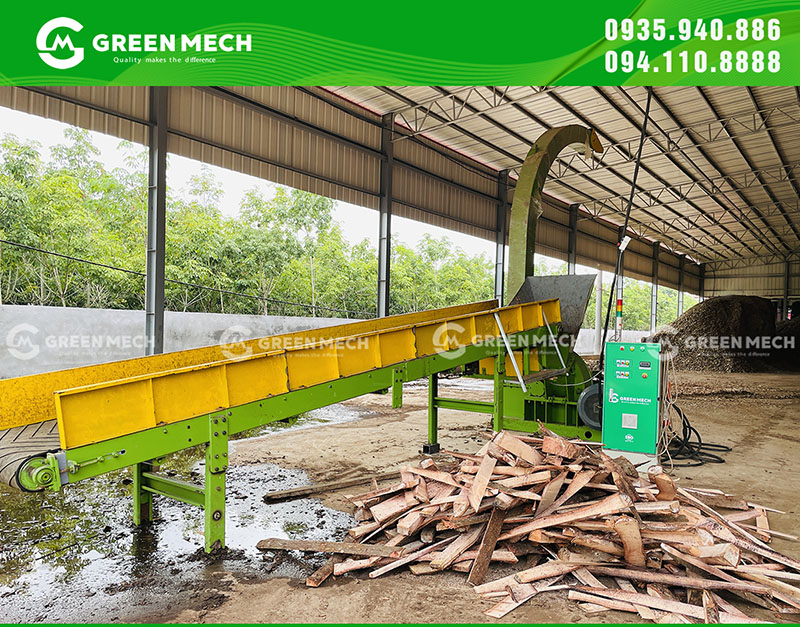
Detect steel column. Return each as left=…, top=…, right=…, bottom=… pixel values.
left=495, top=170, right=509, bottom=303
left=567, top=204, right=578, bottom=275
left=783, top=260, right=791, bottom=321
left=677, top=256, right=685, bottom=316
left=594, top=270, right=603, bottom=355
left=699, top=264, right=706, bottom=301
left=145, top=86, right=167, bottom=356
left=650, top=242, right=659, bottom=333
left=377, top=114, right=394, bottom=317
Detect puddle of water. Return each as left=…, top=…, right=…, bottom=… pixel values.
left=0, top=404, right=365, bottom=623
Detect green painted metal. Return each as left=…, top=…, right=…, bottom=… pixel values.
left=17, top=325, right=582, bottom=553
left=205, top=413, right=228, bottom=551
left=432, top=398, right=493, bottom=413
left=392, top=366, right=405, bottom=409
left=16, top=455, right=60, bottom=492
left=501, top=417, right=601, bottom=441
left=427, top=374, right=438, bottom=446
left=140, top=471, right=205, bottom=509
left=492, top=350, right=505, bottom=432
left=602, top=341, right=662, bottom=455
left=133, top=461, right=154, bottom=525
left=506, top=126, right=602, bottom=303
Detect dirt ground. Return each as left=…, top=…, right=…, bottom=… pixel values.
left=163, top=371, right=800, bottom=624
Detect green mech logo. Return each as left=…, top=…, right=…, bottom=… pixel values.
left=37, top=17, right=85, bottom=69
left=36, top=17, right=253, bottom=69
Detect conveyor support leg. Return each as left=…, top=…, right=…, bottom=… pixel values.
left=423, top=373, right=440, bottom=454
left=493, top=349, right=506, bottom=432
left=205, top=413, right=229, bottom=552
left=133, top=461, right=154, bottom=525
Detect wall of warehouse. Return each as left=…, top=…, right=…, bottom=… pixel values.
left=704, top=258, right=800, bottom=300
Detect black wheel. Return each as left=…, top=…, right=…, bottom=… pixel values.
left=577, top=383, right=602, bottom=430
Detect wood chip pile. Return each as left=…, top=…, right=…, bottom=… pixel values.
left=259, top=427, right=800, bottom=622
left=649, top=295, right=777, bottom=372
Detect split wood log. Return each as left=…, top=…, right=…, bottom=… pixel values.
left=369, top=536, right=454, bottom=578
left=541, top=435, right=580, bottom=459
left=647, top=467, right=677, bottom=502
left=513, top=560, right=583, bottom=583
left=582, top=566, right=771, bottom=594
left=263, top=469, right=400, bottom=502
left=679, top=542, right=740, bottom=567
left=370, top=492, right=418, bottom=523
left=467, top=508, right=507, bottom=586
left=536, top=469, right=595, bottom=519
left=406, top=466, right=460, bottom=487
left=574, top=587, right=766, bottom=623
left=614, top=516, right=647, bottom=567
left=498, top=493, right=633, bottom=541
left=484, top=574, right=562, bottom=619
left=755, top=509, right=771, bottom=543
left=494, top=431, right=544, bottom=466
left=468, top=455, right=496, bottom=513
left=616, top=577, right=660, bottom=621
left=703, top=590, right=721, bottom=624
left=256, top=538, right=402, bottom=558
left=305, top=555, right=342, bottom=587
left=569, top=532, right=625, bottom=557
left=535, top=470, right=568, bottom=515
left=430, top=523, right=485, bottom=571
left=699, top=519, right=800, bottom=572
left=567, top=589, right=638, bottom=613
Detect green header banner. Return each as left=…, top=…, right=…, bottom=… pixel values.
left=1, top=0, right=798, bottom=85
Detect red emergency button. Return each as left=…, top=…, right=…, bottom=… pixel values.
left=620, top=346, right=625, bottom=351
left=642, top=373, right=648, bottom=379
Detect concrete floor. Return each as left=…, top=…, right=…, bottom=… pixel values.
left=163, top=371, right=800, bottom=624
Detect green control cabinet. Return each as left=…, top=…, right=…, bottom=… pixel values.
left=602, top=342, right=662, bottom=459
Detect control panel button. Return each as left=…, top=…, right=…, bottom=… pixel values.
left=642, top=373, right=648, bottom=379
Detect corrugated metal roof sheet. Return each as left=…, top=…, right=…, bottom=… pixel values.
left=3, top=84, right=798, bottom=297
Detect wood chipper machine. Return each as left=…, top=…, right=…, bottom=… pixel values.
left=0, top=125, right=611, bottom=552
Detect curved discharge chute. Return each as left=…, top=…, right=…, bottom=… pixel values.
left=506, top=125, right=602, bottom=304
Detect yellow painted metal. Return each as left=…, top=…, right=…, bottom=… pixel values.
left=53, top=299, right=561, bottom=450
left=0, top=300, right=495, bottom=432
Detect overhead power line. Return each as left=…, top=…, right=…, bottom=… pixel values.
left=0, top=238, right=374, bottom=318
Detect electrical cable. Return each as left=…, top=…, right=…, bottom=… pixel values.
left=657, top=349, right=730, bottom=469
left=0, top=238, right=374, bottom=318
left=664, top=404, right=730, bottom=467
left=598, top=86, right=654, bottom=372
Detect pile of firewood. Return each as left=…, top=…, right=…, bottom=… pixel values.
left=258, top=427, right=800, bottom=622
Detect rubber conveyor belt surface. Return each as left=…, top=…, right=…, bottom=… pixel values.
left=0, top=420, right=59, bottom=490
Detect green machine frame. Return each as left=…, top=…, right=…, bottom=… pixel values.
left=19, top=333, right=536, bottom=552
left=430, top=124, right=605, bottom=444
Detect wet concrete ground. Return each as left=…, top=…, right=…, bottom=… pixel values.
left=0, top=406, right=366, bottom=623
